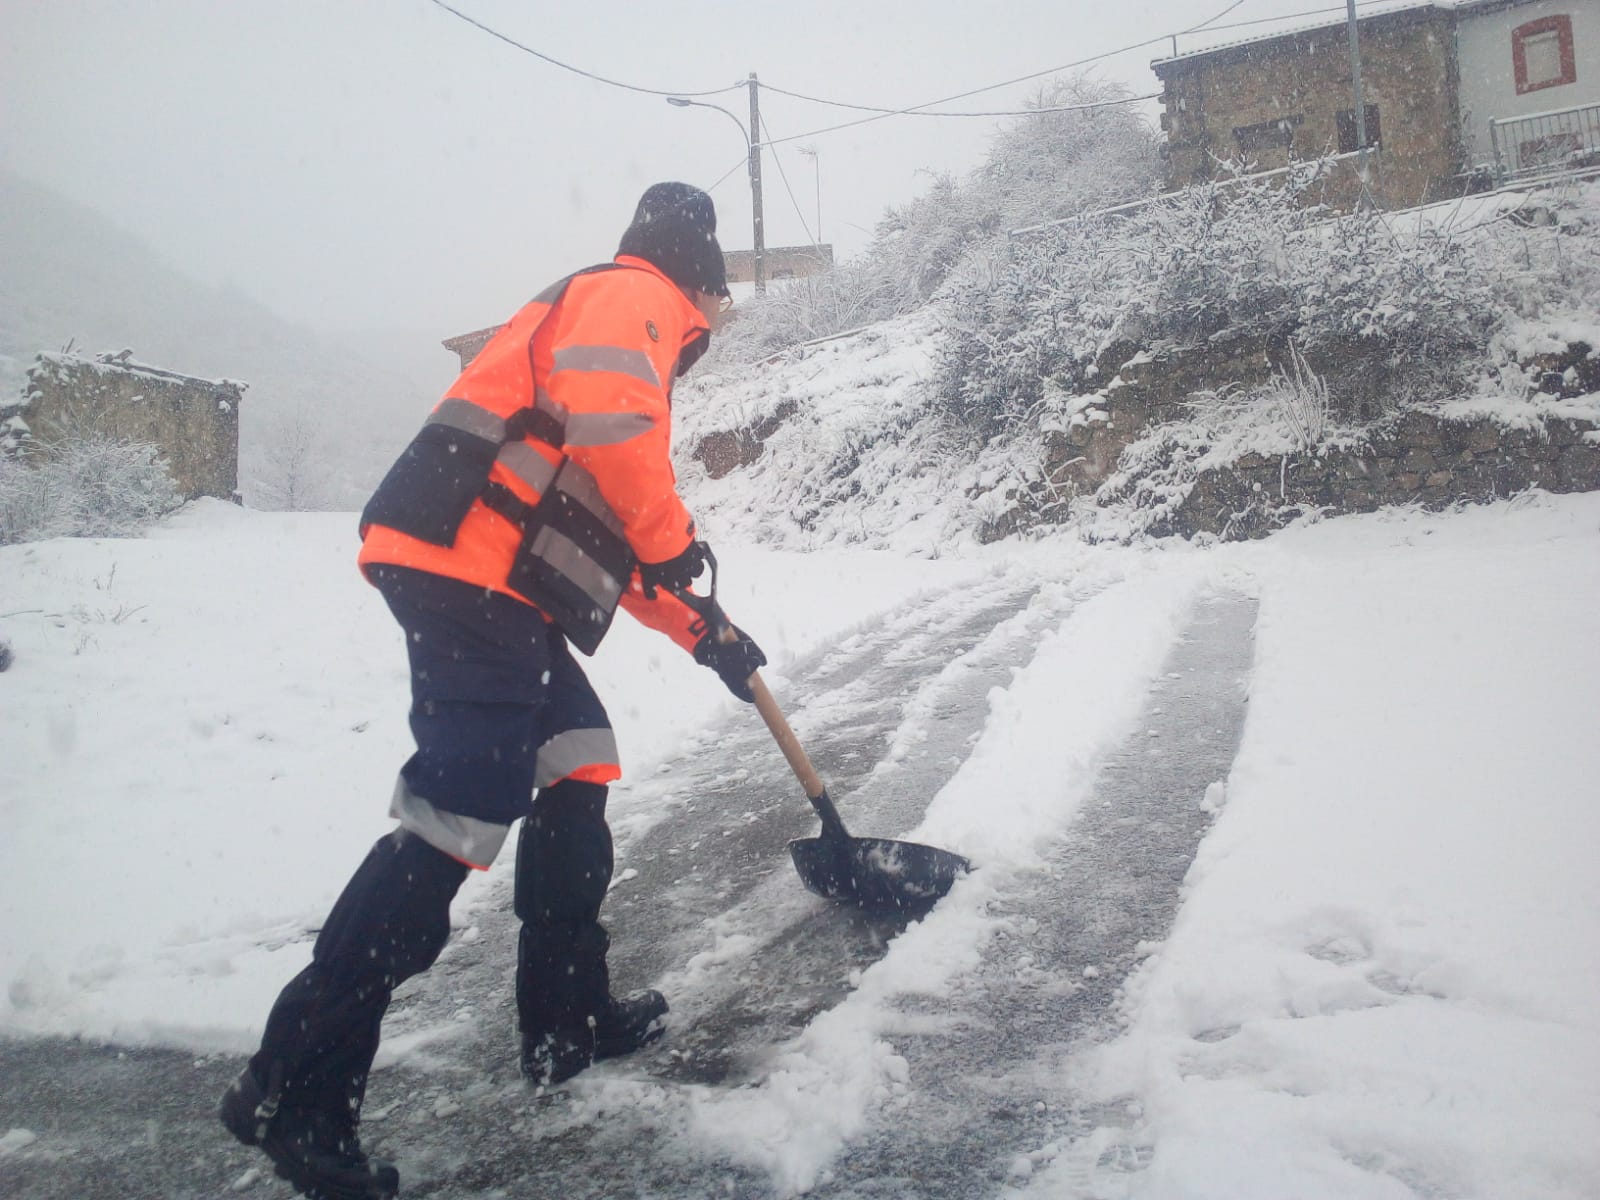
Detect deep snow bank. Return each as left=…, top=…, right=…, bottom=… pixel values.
left=1049, top=493, right=1600, bottom=1200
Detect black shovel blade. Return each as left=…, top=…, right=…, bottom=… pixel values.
left=789, top=834, right=970, bottom=910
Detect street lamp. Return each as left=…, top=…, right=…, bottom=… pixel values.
left=667, top=80, right=766, bottom=294
left=798, top=144, right=821, bottom=245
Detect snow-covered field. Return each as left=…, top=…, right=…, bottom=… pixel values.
left=2, top=490, right=1597, bottom=1197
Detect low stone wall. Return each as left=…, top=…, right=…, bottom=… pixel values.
left=4, top=351, right=244, bottom=501
left=1027, top=333, right=1600, bottom=541
left=1172, top=410, right=1600, bottom=539
left=1042, top=334, right=1281, bottom=497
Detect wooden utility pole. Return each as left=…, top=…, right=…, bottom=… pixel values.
left=748, top=73, right=766, bottom=295
left=1345, top=0, right=1372, bottom=204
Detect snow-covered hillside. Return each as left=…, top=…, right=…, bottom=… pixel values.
left=676, top=307, right=976, bottom=552
left=678, top=177, right=1600, bottom=552
left=0, top=168, right=439, bottom=508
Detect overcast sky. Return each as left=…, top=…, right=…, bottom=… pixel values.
left=3, top=0, right=1413, bottom=341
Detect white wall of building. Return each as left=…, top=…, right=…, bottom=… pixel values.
left=1455, top=0, right=1599, bottom=167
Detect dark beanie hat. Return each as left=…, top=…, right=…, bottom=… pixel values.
left=617, top=182, right=730, bottom=298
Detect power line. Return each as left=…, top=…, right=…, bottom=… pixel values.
left=707, top=155, right=747, bottom=193
left=758, top=43, right=1166, bottom=120
left=753, top=0, right=1423, bottom=145
left=426, top=0, right=1205, bottom=129
left=427, top=0, right=1407, bottom=154
left=755, top=0, right=1243, bottom=124
left=1180, top=0, right=1250, bottom=33
left=758, top=114, right=817, bottom=246
left=760, top=87, right=1162, bottom=149
left=749, top=0, right=1410, bottom=127
left=758, top=84, right=1162, bottom=124
left=425, top=0, right=739, bottom=98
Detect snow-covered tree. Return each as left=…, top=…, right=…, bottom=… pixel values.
left=250, top=399, right=336, bottom=511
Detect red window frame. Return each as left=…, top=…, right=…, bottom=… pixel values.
left=1513, top=15, right=1576, bottom=95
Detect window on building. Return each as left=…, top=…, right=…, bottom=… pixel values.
left=1513, top=15, right=1576, bottom=94
left=1337, top=104, right=1382, bottom=153
left=1233, top=115, right=1302, bottom=155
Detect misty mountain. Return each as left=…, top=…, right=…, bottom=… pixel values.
left=0, top=167, right=442, bottom=508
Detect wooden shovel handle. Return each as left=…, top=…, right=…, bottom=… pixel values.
left=711, top=624, right=825, bottom=801
left=747, top=670, right=825, bottom=801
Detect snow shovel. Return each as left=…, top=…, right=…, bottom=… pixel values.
left=748, top=671, right=970, bottom=909
left=672, top=551, right=970, bottom=910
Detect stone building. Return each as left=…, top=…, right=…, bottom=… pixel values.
left=442, top=325, right=503, bottom=374
left=722, top=243, right=834, bottom=286
left=3, top=350, right=243, bottom=501
left=1153, top=0, right=1596, bottom=208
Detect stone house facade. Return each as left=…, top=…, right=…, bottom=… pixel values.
left=3, top=351, right=243, bottom=501
left=1154, top=0, right=1595, bottom=208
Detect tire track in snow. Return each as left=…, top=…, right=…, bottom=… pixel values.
left=807, top=591, right=1258, bottom=1199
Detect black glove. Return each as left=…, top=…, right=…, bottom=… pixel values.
left=694, top=626, right=767, bottom=703
left=638, top=540, right=708, bottom=599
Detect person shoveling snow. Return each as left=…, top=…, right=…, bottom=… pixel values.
left=219, top=182, right=767, bottom=1200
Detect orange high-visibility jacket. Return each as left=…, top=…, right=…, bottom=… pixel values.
left=358, top=256, right=713, bottom=655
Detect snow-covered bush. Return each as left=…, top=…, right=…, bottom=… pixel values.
left=0, top=435, right=182, bottom=544
left=701, top=74, right=1160, bottom=371
left=983, top=78, right=1167, bottom=234
left=702, top=259, right=911, bottom=366
left=876, top=77, right=1162, bottom=308
left=249, top=399, right=339, bottom=512
left=1466, top=182, right=1600, bottom=398
left=1268, top=344, right=1331, bottom=453
left=934, top=166, right=1543, bottom=440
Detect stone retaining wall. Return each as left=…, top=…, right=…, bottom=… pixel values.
left=1172, top=411, right=1600, bottom=539
left=1025, top=333, right=1600, bottom=541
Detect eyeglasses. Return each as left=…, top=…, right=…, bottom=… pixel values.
left=718, top=293, right=734, bottom=314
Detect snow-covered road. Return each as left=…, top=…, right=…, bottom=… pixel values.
left=3, top=495, right=1597, bottom=1199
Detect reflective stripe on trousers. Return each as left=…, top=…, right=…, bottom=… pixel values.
left=389, top=719, right=619, bottom=869
left=390, top=774, right=512, bottom=870
left=534, top=727, right=621, bottom=789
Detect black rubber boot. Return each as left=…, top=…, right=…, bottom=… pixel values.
left=221, top=1060, right=399, bottom=1200
left=520, top=987, right=669, bottom=1086
left=514, top=781, right=668, bottom=1086
left=221, top=829, right=469, bottom=1198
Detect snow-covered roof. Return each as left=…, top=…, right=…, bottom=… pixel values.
left=1151, top=0, right=1465, bottom=71
left=29, top=349, right=242, bottom=391
left=441, top=324, right=503, bottom=352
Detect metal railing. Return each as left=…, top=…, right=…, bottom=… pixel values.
left=1490, top=101, right=1600, bottom=184
left=1008, top=149, right=1369, bottom=239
